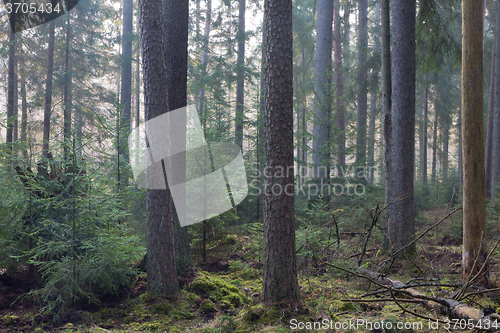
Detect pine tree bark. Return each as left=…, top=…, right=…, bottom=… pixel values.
left=262, top=0, right=298, bottom=302
left=139, top=0, right=179, bottom=296
left=462, top=0, right=488, bottom=285
left=162, top=0, right=192, bottom=277
left=120, top=0, right=133, bottom=170
left=385, top=0, right=416, bottom=253
left=42, top=22, right=55, bottom=158
left=197, top=0, right=212, bottom=118
left=235, top=0, right=245, bottom=149
left=20, top=55, right=27, bottom=160
left=356, top=0, right=368, bottom=166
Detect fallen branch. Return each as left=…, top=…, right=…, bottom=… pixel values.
left=327, top=263, right=500, bottom=330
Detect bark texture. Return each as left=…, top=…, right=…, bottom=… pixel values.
left=462, top=0, right=488, bottom=284
left=312, top=0, right=333, bottom=180
left=385, top=0, right=416, bottom=253
left=139, top=0, right=179, bottom=296
left=492, top=0, right=500, bottom=200
left=262, top=0, right=298, bottom=302
left=162, top=0, right=192, bottom=277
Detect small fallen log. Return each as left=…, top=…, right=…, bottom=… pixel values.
left=328, top=263, right=500, bottom=330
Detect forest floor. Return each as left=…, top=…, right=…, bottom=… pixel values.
left=2, top=208, right=500, bottom=332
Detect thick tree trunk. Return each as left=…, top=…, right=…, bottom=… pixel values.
left=334, top=0, right=345, bottom=167
left=385, top=0, right=416, bottom=253
left=162, top=0, right=192, bottom=277
left=462, top=0, right=488, bottom=285
left=312, top=0, right=333, bottom=181
left=356, top=0, right=368, bottom=166
left=139, top=0, right=179, bottom=296
left=262, top=0, right=298, bottom=302
left=235, top=0, right=245, bottom=149
left=42, top=22, right=55, bottom=158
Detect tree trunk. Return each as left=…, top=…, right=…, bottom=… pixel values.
left=432, top=107, right=438, bottom=182
left=382, top=0, right=391, bottom=241
left=20, top=55, right=27, bottom=160
left=235, top=0, right=245, bottom=149
left=334, top=0, right=345, bottom=167
left=42, top=22, right=55, bottom=158
left=139, top=0, right=179, bottom=296
left=356, top=0, right=368, bottom=166
left=442, top=120, right=449, bottom=179
left=385, top=0, right=416, bottom=253
left=197, top=0, right=212, bottom=118
left=486, top=36, right=496, bottom=197
left=6, top=30, right=16, bottom=149
left=492, top=0, right=500, bottom=201
left=422, top=73, right=429, bottom=183
left=63, top=19, right=72, bottom=162
left=312, top=0, right=333, bottom=181
left=462, top=0, right=488, bottom=285
left=262, top=0, right=298, bottom=302
left=162, top=0, right=192, bottom=277
left=368, top=92, right=377, bottom=184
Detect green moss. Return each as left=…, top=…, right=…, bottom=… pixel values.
left=190, top=271, right=247, bottom=308
left=200, top=299, right=216, bottom=313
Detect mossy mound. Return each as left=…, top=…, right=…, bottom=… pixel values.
left=190, top=271, right=247, bottom=308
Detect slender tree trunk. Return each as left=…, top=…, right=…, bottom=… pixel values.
left=13, top=56, right=18, bottom=144
left=197, top=0, right=212, bottom=118
left=382, top=0, right=391, bottom=241
left=20, top=55, right=27, bottom=160
left=368, top=92, right=377, bottom=184
left=262, top=0, right=298, bottom=302
left=120, top=0, right=133, bottom=170
left=235, top=0, right=245, bottom=149
left=422, top=73, right=429, bottom=183
left=63, top=19, right=73, bottom=161
left=139, top=0, right=179, bottom=296
left=486, top=38, right=496, bottom=196
left=431, top=108, right=438, bottom=182
left=356, top=0, right=368, bottom=166
left=6, top=30, right=16, bottom=149
left=42, top=22, right=55, bottom=158
left=385, top=0, right=416, bottom=253
left=492, top=0, right=500, bottom=200
left=312, top=0, right=333, bottom=181
left=334, top=0, right=345, bottom=167
left=458, top=88, right=463, bottom=189
left=442, top=120, right=449, bottom=179
left=462, top=0, right=488, bottom=285
left=162, top=0, right=192, bottom=276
